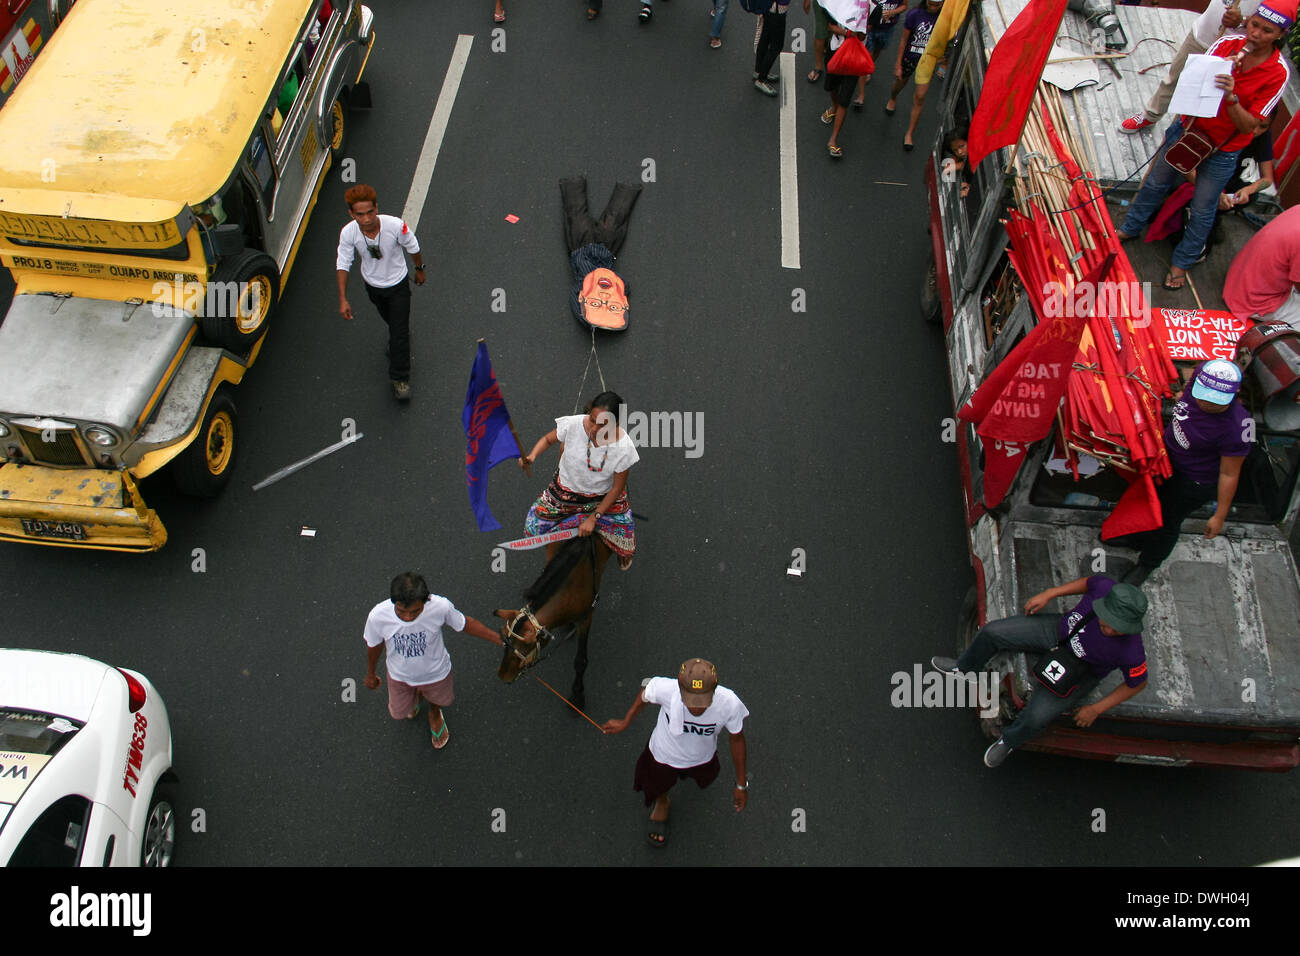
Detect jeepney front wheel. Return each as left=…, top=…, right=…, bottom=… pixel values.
left=173, top=388, right=238, bottom=498
left=201, top=250, right=280, bottom=353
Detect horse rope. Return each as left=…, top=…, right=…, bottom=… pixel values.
left=572, top=326, right=608, bottom=415
left=527, top=672, right=607, bottom=734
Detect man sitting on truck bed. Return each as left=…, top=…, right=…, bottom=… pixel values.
left=931, top=578, right=1149, bottom=768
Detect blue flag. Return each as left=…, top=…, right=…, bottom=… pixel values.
left=462, top=342, right=522, bottom=532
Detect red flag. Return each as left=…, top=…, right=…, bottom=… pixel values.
left=1273, top=108, right=1300, bottom=187
left=966, top=0, right=1070, bottom=170
left=961, top=253, right=1117, bottom=507
left=1101, top=473, right=1162, bottom=540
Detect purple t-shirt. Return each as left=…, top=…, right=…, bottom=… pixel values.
left=1059, top=577, right=1148, bottom=687
left=1165, top=390, right=1253, bottom=486
left=902, top=6, right=939, bottom=62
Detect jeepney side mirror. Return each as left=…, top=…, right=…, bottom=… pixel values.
left=213, top=224, right=244, bottom=258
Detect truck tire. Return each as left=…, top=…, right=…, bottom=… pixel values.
left=957, top=584, right=978, bottom=650
left=328, top=94, right=347, bottom=161
left=172, top=388, right=237, bottom=497
left=921, top=252, right=942, bottom=325
left=201, top=250, right=279, bottom=352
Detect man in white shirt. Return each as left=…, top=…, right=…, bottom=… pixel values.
left=336, top=184, right=425, bottom=401
left=1120, top=0, right=1261, bottom=133
left=363, top=572, right=503, bottom=749
left=602, top=659, right=749, bottom=847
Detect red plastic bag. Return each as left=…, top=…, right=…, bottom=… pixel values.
left=827, top=35, right=875, bottom=77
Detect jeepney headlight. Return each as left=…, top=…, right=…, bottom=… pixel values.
left=83, top=426, right=119, bottom=447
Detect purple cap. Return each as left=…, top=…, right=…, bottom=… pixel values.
left=1190, top=359, right=1243, bottom=405
left=1257, top=0, right=1297, bottom=31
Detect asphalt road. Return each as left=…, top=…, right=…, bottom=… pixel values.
left=1, top=0, right=1299, bottom=870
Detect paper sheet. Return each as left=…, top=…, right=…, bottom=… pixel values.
left=1169, top=54, right=1233, bottom=118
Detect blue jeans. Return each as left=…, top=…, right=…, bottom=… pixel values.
left=710, top=0, right=729, bottom=37
left=1120, top=120, right=1242, bottom=270
left=957, top=614, right=1102, bottom=749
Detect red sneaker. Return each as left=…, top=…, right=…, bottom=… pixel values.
left=1120, top=112, right=1155, bottom=133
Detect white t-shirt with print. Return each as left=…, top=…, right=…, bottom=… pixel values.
left=336, top=214, right=420, bottom=289
left=554, top=414, right=639, bottom=496
left=643, top=676, right=749, bottom=769
left=363, top=595, right=466, bottom=686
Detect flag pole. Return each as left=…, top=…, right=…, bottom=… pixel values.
left=479, top=337, right=532, bottom=477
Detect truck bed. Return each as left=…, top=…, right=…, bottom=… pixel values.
left=1007, top=520, right=1300, bottom=730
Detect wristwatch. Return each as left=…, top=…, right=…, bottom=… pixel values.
left=1227, top=93, right=1239, bottom=106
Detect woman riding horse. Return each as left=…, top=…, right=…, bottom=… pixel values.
left=519, top=390, right=638, bottom=570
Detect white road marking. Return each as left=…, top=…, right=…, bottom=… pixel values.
left=780, top=51, right=800, bottom=270
left=402, top=34, right=474, bottom=232
left=252, top=434, right=364, bottom=491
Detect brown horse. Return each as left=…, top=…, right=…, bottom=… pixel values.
left=494, top=534, right=612, bottom=712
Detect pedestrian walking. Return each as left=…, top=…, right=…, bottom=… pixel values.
left=885, top=0, right=943, bottom=151
left=821, top=11, right=868, bottom=157
left=856, top=0, right=907, bottom=107
left=601, top=659, right=749, bottom=847
left=753, top=1, right=792, bottom=96
left=336, top=184, right=424, bottom=401
left=709, top=0, right=729, bottom=47
left=363, top=572, right=503, bottom=750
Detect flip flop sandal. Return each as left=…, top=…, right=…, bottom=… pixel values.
left=430, top=719, right=450, bottom=749
left=821, top=107, right=836, bottom=124
left=828, top=144, right=844, bottom=159
left=647, top=817, right=669, bottom=847
left=853, top=99, right=864, bottom=111
left=1163, top=271, right=1187, bottom=291
left=807, top=69, right=823, bottom=83
left=884, top=103, right=896, bottom=116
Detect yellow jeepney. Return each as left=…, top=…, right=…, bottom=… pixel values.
left=0, top=0, right=375, bottom=551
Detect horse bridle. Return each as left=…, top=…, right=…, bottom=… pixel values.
left=502, top=605, right=561, bottom=665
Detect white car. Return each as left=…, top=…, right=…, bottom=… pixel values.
left=0, top=649, right=176, bottom=866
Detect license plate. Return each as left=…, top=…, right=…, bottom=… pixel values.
left=20, top=519, right=87, bottom=540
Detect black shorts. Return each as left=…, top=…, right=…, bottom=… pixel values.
left=824, top=68, right=858, bottom=108
left=632, top=746, right=721, bottom=806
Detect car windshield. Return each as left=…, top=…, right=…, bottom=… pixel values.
left=0, top=709, right=81, bottom=757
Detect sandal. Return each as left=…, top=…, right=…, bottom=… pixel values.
left=884, top=102, right=896, bottom=116
left=709, top=36, right=722, bottom=49
left=430, top=718, right=450, bottom=750
left=821, top=106, right=836, bottom=124
left=647, top=816, right=669, bottom=847
left=1162, top=270, right=1187, bottom=291
left=807, top=68, right=823, bottom=83
left=853, top=98, right=864, bottom=111
left=828, top=143, right=844, bottom=159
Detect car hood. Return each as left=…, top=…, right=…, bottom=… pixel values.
left=0, top=293, right=194, bottom=433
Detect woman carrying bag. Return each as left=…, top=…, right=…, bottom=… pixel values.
left=1116, top=3, right=1293, bottom=292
